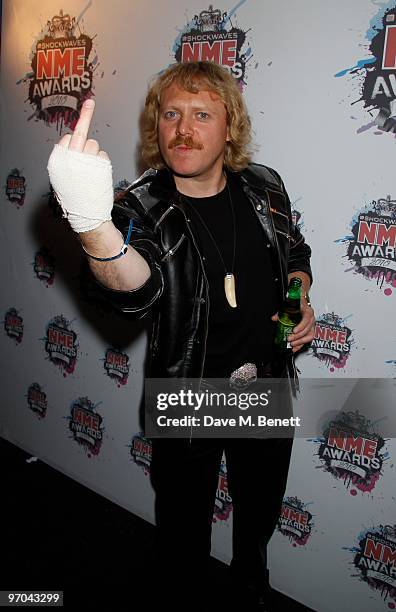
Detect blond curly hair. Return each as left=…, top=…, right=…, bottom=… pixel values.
left=141, top=61, right=252, bottom=172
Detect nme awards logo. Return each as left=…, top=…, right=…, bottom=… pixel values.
left=213, top=460, right=232, bottom=522
left=44, top=315, right=78, bottom=375
left=103, top=348, right=129, bottom=386
left=335, top=4, right=396, bottom=134
left=291, top=207, right=303, bottom=231
left=277, top=496, right=313, bottom=546
left=68, top=396, right=104, bottom=456
left=5, top=170, right=26, bottom=208
left=130, top=433, right=152, bottom=474
left=27, top=383, right=48, bottom=418
left=28, top=9, right=95, bottom=131
left=33, top=248, right=55, bottom=286
left=349, top=524, right=396, bottom=606
left=311, top=312, right=353, bottom=371
left=4, top=308, right=23, bottom=344
left=317, top=411, right=386, bottom=494
left=174, top=4, right=252, bottom=87
left=342, top=196, right=396, bottom=295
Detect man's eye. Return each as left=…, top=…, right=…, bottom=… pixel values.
left=164, top=111, right=177, bottom=119
left=197, top=112, right=209, bottom=120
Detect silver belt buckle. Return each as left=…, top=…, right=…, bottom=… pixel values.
left=229, top=363, right=257, bottom=389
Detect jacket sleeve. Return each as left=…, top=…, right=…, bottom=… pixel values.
left=288, top=217, right=313, bottom=285
left=87, top=192, right=164, bottom=318
left=272, top=169, right=313, bottom=285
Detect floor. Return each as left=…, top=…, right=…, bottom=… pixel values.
left=2, top=436, right=314, bottom=610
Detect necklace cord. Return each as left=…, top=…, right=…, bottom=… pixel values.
left=180, top=180, right=236, bottom=274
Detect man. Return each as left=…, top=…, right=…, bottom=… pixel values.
left=48, top=61, right=314, bottom=610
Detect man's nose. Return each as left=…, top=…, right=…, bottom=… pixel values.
left=176, top=115, right=193, bottom=136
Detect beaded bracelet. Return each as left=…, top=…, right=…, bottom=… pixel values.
left=82, top=219, right=134, bottom=262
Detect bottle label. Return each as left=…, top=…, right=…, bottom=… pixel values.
left=276, top=322, right=294, bottom=350
left=281, top=324, right=293, bottom=339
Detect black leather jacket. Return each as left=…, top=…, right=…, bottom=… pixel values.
left=95, top=163, right=312, bottom=380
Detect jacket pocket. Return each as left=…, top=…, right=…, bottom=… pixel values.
left=161, top=233, right=186, bottom=261
left=275, top=229, right=296, bottom=244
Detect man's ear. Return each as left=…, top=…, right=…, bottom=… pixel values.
left=226, top=124, right=231, bottom=142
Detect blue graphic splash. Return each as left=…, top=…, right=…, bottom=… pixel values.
left=335, top=200, right=378, bottom=245
left=334, top=57, right=376, bottom=78
left=76, top=0, right=93, bottom=26
left=16, top=72, right=34, bottom=85
left=225, top=0, right=249, bottom=25
left=367, top=0, right=395, bottom=40
left=342, top=545, right=360, bottom=554
left=335, top=1, right=395, bottom=78
left=334, top=235, right=354, bottom=243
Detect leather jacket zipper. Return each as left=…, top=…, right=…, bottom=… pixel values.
left=270, top=206, right=289, bottom=220
left=161, top=233, right=186, bottom=261
left=265, top=189, right=286, bottom=298
left=275, top=229, right=296, bottom=243
left=154, top=205, right=174, bottom=230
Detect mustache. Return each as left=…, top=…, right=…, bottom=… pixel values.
left=168, top=135, right=204, bottom=150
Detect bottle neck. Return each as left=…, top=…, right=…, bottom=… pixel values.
left=287, top=279, right=302, bottom=301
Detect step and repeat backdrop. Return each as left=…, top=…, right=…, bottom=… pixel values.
left=1, top=1, right=395, bottom=610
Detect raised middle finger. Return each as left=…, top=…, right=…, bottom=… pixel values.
left=68, top=99, right=95, bottom=152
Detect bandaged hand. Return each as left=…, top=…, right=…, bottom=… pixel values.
left=47, top=99, right=114, bottom=233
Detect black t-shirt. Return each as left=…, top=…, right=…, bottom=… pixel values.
left=182, top=175, right=278, bottom=378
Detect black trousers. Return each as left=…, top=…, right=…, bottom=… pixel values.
left=150, top=435, right=293, bottom=602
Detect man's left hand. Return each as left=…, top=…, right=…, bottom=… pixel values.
left=271, top=298, right=315, bottom=353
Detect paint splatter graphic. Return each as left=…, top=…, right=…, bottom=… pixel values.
left=345, top=524, right=396, bottom=606
left=335, top=2, right=396, bottom=135
left=315, top=410, right=388, bottom=494
left=130, top=433, right=152, bottom=475
left=33, top=248, right=55, bottom=286
left=44, top=314, right=78, bottom=376
left=311, top=312, right=353, bottom=371
left=103, top=348, right=129, bottom=386
left=291, top=203, right=304, bottom=231
left=22, top=7, right=97, bottom=133
left=339, top=196, right=396, bottom=295
left=173, top=2, right=253, bottom=89
left=27, top=383, right=48, bottom=418
left=4, top=308, right=24, bottom=344
left=68, top=396, right=104, bottom=456
left=277, top=496, right=313, bottom=546
left=5, top=169, right=26, bottom=208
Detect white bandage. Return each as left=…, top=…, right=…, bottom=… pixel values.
left=47, top=144, right=114, bottom=233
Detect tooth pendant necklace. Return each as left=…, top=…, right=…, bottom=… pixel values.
left=224, top=272, right=237, bottom=308
left=185, top=181, right=237, bottom=308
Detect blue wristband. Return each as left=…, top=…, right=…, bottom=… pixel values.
left=83, top=219, right=134, bottom=262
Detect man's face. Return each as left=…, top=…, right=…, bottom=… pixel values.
left=158, top=81, right=230, bottom=181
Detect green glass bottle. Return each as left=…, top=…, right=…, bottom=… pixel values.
left=274, top=277, right=302, bottom=351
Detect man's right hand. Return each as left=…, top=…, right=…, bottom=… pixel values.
left=48, top=99, right=152, bottom=291
left=47, top=99, right=115, bottom=233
